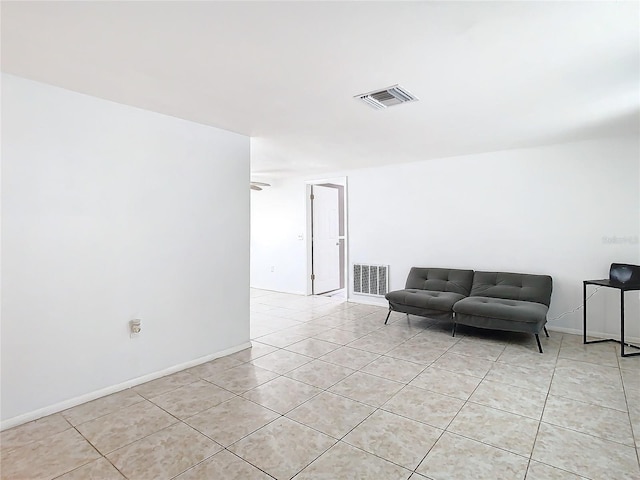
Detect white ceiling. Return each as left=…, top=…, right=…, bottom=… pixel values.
left=2, top=1, right=638, bottom=178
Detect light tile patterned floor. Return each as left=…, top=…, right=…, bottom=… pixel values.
left=2, top=288, right=639, bottom=479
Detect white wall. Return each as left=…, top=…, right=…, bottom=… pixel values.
left=251, top=180, right=308, bottom=294
left=251, top=137, right=640, bottom=339
left=1, top=74, right=250, bottom=424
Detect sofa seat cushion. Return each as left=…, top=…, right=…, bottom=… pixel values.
left=453, top=297, right=548, bottom=324
left=386, top=289, right=466, bottom=312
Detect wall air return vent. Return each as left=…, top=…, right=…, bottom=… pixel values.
left=355, top=85, right=418, bottom=110
left=353, top=264, right=389, bottom=297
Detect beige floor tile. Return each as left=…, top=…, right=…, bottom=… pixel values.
left=206, top=363, right=280, bottom=394
left=346, top=332, right=405, bottom=354
left=319, top=346, right=380, bottom=369
left=76, top=400, right=177, bottom=454
left=447, top=402, right=539, bottom=456
left=525, top=460, right=588, bottom=480
left=284, top=323, right=332, bottom=337
left=549, top=375, right=627, bottom=412
left=325, top=309, right=373, bottom=323
left=409, top=366, right=482, bottom=400
left=447, top=337, right=507, bottom=361
left=388, top=317, right=434, bottom=334
left=175, top=450, right=272, bottom=480
left=228, top=342, right=279, bottom=362
left=0, top=413, right=70, bottom=453
left=262, top=308, right=306, bottom=322
left=383, top=322, right=430, bottom=340
left=329, top=371, right=404, bottom=407
left=185, top=356, right=245, bottom=378
left=618, top=354, right=640, bottom=372
left=343, top=410, right=442, bottom=470
left=185, top=396, right=279, bottom=446
left=336, top=315, right=381, bottom=336
left=417, top=432, right=529, bottom=480
left=553, top=358, right=623, bottom=383
left=382, top=386, right=464, bottom=429
left=250, top=324, right=278, bottom=338
left=621, top=367, right=640, bottom=392
left=403, top=331, right=460, bottom=349
left=228, top=417, right=336, bottom=480
left=56, top=457, right=126, bottom=480
left=312, top=327, right=367, bottom=344
left=431, top=352, right=494, bottom=378
left=307, top=315, right=352, bottom=328
left=385, top=344, right=447, bottom=364
left=286, top=391, right=375, bottom=439
left=469, top=379, right=547, bottom=419
left=550, top=358, right=625, bottom=407
left=361, top=355, right=427, bottom=384
left=62, top=389, right=145, bottom=426
left=285, top=338, right=341, bottom=357
left=559, top=342, right=619, bottom=367
left=107, top=422, right=221, bottom=480
left=243, top=376, right=322, bottom=413
left=148, top=379, right=235, bottom=419
left=284, top=359, right=356, bottom=389
left=542, top=394, right=635, bottom=446
left=250, top=349, right=313, bottom=374
left=0, top=429, right=100, bottom=480
left=295, top=441, right=412, bottom=480
left=280, top=310, right=331, bottom=323
left=484, top=362, right=553, bottom=393
left=497, top=344, right=559, bottom=369
left=254, top=330, right=308, bottom=348
left=629, top=401, right=640, bottom=447
left=532, top=422, right=640, bottom=480
left=133, top=371, right=199, bottom=399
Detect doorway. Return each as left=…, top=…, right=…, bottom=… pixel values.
left=306, top=178, right=347, bottom=297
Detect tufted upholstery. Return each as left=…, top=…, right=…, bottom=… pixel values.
left=453, top=271, right=553, bottom=337
left=385, top=268, right=473, bottom=320
left=405, top=267, right=474, bottom=296
left=469, top=271, right=552, bottom=306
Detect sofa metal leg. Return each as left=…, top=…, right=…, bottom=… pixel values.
left=384, top=308, right=392, bottom=325
left=452, top=323, right=457, bottom=337
left=535, top=334, right=543, bottom=353
left=544, top=326, right=549, bottom=337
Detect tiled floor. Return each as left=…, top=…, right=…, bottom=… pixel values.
left=2, top=288, right=639, bottom=479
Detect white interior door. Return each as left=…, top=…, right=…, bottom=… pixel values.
left=312, top=185, right=341, bottom=294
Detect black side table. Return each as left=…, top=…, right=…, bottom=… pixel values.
left=583, top=279, right=640, bottom=357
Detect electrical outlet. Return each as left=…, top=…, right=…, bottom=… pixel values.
left=129, top=319, right=141, bottom=337
left=270, top=266, right=275, bottom=272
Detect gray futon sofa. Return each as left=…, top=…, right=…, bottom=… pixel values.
left=385, top=267, right=474, bottom=322
left=385, top=267, right=553, bottom=352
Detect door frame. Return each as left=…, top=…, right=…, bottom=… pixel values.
left=305, top=177, right=348, bottom=298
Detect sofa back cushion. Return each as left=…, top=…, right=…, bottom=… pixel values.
left=405, top=268, right=474, bottom=296
left=470, top=271, right=552, bottom=306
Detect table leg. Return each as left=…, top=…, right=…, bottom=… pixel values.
left=583, top=282, right=587, bottom=344
left=620, top=289, right=625, bottom=356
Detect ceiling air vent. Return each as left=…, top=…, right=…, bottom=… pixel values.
left=355, top=84, right=418, bottom=110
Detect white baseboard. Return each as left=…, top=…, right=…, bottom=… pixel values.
left=546, top=326, right=640, bottom=345
left=0, top=341, right=251, bottom=432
